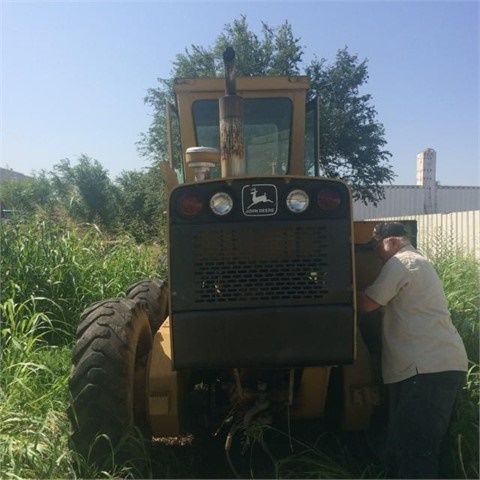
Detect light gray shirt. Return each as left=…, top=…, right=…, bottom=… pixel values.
left=365, top=245, right=468, bottom=384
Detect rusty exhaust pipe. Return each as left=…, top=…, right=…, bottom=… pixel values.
left=219, top=47, right=245, bottom=177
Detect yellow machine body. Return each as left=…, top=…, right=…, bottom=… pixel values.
left=147, top=54, right=416, bottom=438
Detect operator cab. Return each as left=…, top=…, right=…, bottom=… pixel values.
left=168, top=76, right=318, bottom=182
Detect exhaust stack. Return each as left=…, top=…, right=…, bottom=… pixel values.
left=219, top=47, right=245, bottom=177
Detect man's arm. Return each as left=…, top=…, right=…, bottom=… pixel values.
left=357, top=291, right=382, bottom=313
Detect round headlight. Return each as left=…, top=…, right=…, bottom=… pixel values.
left=286, top=189, right=309, bottom=213
left=210, top=192, right=233, bottom=216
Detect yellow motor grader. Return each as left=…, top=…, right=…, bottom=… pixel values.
left=68, top=48, right=416, bottom=472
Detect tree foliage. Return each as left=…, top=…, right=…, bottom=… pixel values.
left=173, top=16, right=304, bottom=77
left=50, top=155, right=118, bottom=227
left=307, top=49, right=394, bottom=203
left=115, top=166, right=166, bottom=243
left=139, top=15, right=394, bottom=204
left=0, top=172, right=55, bottom=215
left=0, top=156, right=166, bottom=244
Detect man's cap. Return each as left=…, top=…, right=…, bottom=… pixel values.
left=371, top=222, right=409, bottom=242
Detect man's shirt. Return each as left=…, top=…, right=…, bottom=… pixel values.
left=364, top=245, right=468, bottom=383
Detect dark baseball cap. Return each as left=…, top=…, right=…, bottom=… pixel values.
left=370, top=222, right=409, bottom=243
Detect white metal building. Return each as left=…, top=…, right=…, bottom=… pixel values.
left=353, top=148, right=480, bottom=220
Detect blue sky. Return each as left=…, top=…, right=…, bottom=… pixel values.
left=2, top=0, right=479, bottom=186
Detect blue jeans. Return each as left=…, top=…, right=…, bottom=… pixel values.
left=385, top=371, right=465, bottom=479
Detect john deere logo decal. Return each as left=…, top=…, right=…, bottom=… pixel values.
left=242, top=184, right=278, bottom=216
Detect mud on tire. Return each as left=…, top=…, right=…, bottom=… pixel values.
left=68, top=298, right=152, bottom=473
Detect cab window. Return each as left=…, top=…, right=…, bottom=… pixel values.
left=192, top=98, right=293, bottom=176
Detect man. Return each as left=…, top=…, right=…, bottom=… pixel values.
left=357, top=222, right=468, bottom=479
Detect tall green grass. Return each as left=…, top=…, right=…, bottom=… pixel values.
left=423, top=235, right=479, bottom=479
left=423, top=233, right=479, bottom=363
left=0, top=297, right=73, bottom=478
left=1, top=212, right=163, bottom=339
left=0, top=217, right=478, bottom=478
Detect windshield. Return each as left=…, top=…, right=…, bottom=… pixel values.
left=192, top=98, right=292, bottom=175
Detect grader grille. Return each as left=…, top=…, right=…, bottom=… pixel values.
left=170, top=221, right=352, bottom=311
left=192, top=225, right=329, bottom=305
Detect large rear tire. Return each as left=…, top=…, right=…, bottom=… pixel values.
left=68, top=298, right=152, bottom=474
left=126, top=278, right=169, bottom=332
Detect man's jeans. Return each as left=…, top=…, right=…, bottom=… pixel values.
left=385, top=371, right=465, bottom=479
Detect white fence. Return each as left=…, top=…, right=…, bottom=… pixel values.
left=368, top=210, right=480, bottom=260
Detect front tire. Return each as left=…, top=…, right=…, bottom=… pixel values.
left=68, top=298, right=152, bottom=473
left=126, top=278, right=169, bottom=332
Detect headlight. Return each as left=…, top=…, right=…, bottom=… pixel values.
left=286, top=189, right=309, bottom=213
left=210, top=192, right=233, bottom=216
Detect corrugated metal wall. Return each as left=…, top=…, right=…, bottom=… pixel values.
left=354, top=186, right=425, bottom=219
left=353, top=185, right=480, bottom=219
left=367, top=210, right=480, bottom=259
left=436, top=187, right=480, bottom=213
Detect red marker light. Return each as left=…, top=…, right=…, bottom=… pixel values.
left=179, top=194, right=203, bottom=216
left=317, top=188, right=342, bottom=211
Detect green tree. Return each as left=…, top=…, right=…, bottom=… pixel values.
left=0, top=158, right=169, bottom=243
left=0, top=172, right=55, bottom=216
left=172, top=16, right=303, bottom=78
left=307, top=49, right=394, bottom=203
left=50, top=155, right=119, bottom=228
left=137, top=79, right=173, bottom=165
left=115, top=166, right=167, bottom=243
left=139, top=15, right=393, bottom=204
